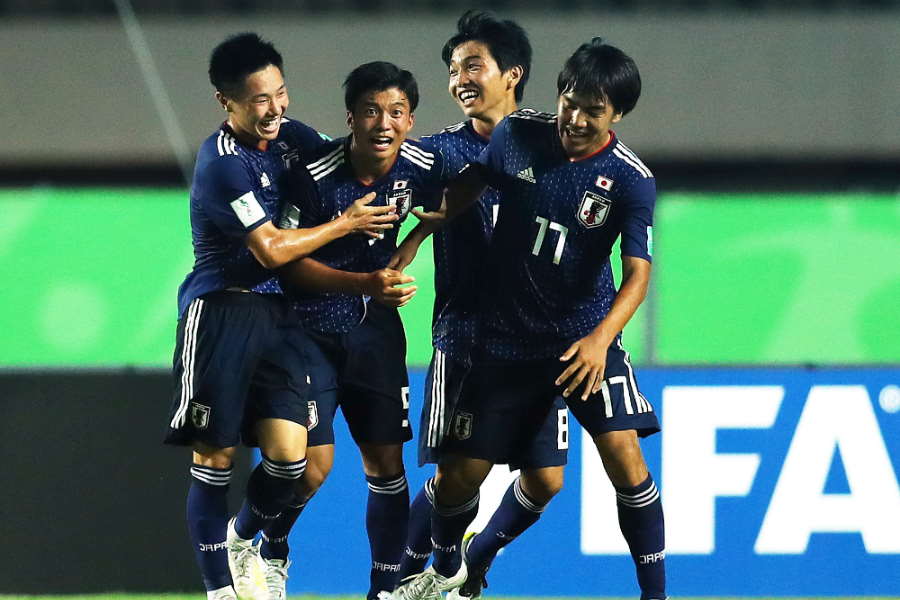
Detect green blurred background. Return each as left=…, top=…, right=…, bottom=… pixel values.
left=2, top=188, right=896, bottom=367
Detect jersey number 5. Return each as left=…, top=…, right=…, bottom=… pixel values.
left=532, top=216, right=568, bottom=265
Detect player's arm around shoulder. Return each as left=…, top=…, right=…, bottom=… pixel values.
left=246, top=191, right=397, bottom=270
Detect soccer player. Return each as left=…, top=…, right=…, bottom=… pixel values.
left=388, top=12, right=569, bottom=599
left=400, top=38, right=667, bottom=600
left=257, top=61, right=446, bottom=600
left=163, top=33, right=397, bottom=600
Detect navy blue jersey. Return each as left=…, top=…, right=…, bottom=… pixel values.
left=422, top=121, right=499, bottom=362
left=285, top=137, right=446, bottom=334
left=474, top=109, right=655, bottom=361
left=176, top=118, right=326, bottom=317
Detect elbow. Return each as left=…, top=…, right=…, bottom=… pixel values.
left=253, top=238, right=292, bottom=270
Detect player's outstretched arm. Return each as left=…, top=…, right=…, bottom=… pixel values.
left=443, top=164, right=488, bottom=221
left=556, top=256, right=651, bottom=400
left=245, top=192, right=397, bottom=269
left=388, top=208, right=443, bottom=271
left=280, top=258, right=417, bottom=308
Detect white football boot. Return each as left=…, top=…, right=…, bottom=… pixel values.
left=207, top=585, right=238, bottom=600
left=394, top=563, right=468, bottom=600
left=225, top=517, right=267, bottom=600
left=263, top=557, right=291, bottom=600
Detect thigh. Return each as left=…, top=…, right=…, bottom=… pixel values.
left=341, top=302, right=409, bottom=399
left=511, top=395, right=570, bottom=471
left=441, top=360, right=558, bottom=465
left=418, top=348, right=469, bottom=467
left=243, top=324, right=314, bottom=446
left=165, top=292, right=274, bottom=449
left=340, top=303, right=412, bottom=445
left=304, top=334, right=341, bottom=448
left=566, top=337, right=661, bottom=439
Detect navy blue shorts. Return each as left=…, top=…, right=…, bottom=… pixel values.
left=419, top=348, right=568, bottom=470
left=306, top=301, right=412, bottom=447
left=164, top=291, right=312, bottom=449
left=442, top=339, right=659, bottom=465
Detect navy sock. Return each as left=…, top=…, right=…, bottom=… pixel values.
left=431, top=492, right=479, bottom=578
left=366, top=473, right=410, bottom=599
left=467, top=477, right=545, bottom=568
left=398, top=477, right=436, bottom=580
left=260, top=495, right=308, bottom=561
left=616, top=474, right=666, bottom=600
left=234, top=454, right=307, bottom=540
left=186, top=464, right=232, bottom=591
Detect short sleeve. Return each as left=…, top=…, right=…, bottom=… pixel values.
left=281, top=118, right=331, bottom=154
left=474, top=118, right=509, bottom=188
left=421, top=142, right=448, bottom=212
left=196, top=155, right=269, bottom=238
left=619, top=176, right=656, bottom=262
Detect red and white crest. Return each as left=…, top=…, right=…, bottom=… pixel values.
left=577, top=191, right=611, bottom=228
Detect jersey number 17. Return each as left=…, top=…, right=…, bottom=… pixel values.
left=532, top=216, right=568, bottom=265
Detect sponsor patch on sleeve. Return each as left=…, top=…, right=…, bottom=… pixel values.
left=230, top=191, right=267, bottom=228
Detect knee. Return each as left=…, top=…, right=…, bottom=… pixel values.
left=359, top=443, right=405, bottom=478
left=192, top=444, right=235, bottom=469
left=434, top=458, right=490, bottom=504
left=594, top=430, right=648, bottom=487
left=521, top=467, right=565, bottom=505
left=298, top=455, right=332, bottom=497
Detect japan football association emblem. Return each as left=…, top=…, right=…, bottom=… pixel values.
left=453, top=411, right=473, bottom=440
left=577, top=190, right=612, bottom=228
left=190, top=402, right=211, bottom=430
left=307, top=401, right=319, bottom=430
left=388, top=180, right=412, bottom=219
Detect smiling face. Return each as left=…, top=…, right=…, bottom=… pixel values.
left=556, top=89, right=622, bottom=160
left=218, top=64, right=288, bottom=150
left=347, top=87, right=415, bottom=162
left=448, top=40, right=519, bottom=123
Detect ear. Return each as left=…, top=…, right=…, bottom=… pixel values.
left=215, top=91, right=229, bottom=111
left=346, top=110, right=353, bottom=130
left=506, top=65, right=524, bottom=92
left=611, top=112, right=623, bottom=124
left=408, top=112, right=415, bottom=131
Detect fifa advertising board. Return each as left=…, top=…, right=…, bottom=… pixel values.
left=287, top=367, right=900, bottom=597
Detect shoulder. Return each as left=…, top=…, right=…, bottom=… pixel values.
left=195, top=132, right=249, bottom=184
left=279, top=117, right=330, bottom=150
left=400, top=139, right=439, bottom=172
left=305, top=138, right=346, bottom=182
left=610, top=138, right=654, bottom=180
left=507, top=108, right=557, bottom=128
left=198, top=127, right=244, bottom=161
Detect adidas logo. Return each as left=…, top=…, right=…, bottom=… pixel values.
left=516, top=167, right=536, bottom=183
left=260, top=172, right=271, bottom=188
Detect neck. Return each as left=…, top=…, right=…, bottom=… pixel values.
left=226, top=120, right=267, bottom=151
left=471, top=96, right=518, bottom=139
left=349, top=139, right=395, bottom=185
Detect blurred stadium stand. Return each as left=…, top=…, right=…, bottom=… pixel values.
left=1, top=0, right=899, bottom=14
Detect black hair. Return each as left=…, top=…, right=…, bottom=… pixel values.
left=208, top=32, right=283, bottom=99
left=343, top=61, right=419, bottom=112
left=441, top=10, right=532, bottom=102
left=557, top=37, right=641, bottom=116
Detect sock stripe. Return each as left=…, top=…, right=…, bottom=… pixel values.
left=367, top=474, right=409, bottom=494
left=261, top=456, right=307, bottom=480
left=616, top=481, right=660, bottom=508
left=424, top=477, right=436, bottom=504
left=513, top=478, right=546, bottom=514
left=435, top=492, right=479, bottom=517
left=190, top=465, right=232, bottom=486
